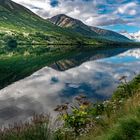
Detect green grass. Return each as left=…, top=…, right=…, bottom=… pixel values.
left=99, top=112, right=140, bottom=140
left=50, top=75, right=140, bottom=140
left=0, top=2, right=140, bottom=139
left=0, top=115, right=51, bottom=140
left=0, top=1, right=95, bottom=45
left=0, top=74, right=140, bottom=140
left=78, top=75, right=140, bottom=140
left=1, top=0, right=139, bottom=47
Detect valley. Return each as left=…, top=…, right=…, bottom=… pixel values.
left=0, top=0, right=138, bottom=90
left=0, top=0, right=140, bottom=139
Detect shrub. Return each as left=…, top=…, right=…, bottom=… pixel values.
left=54, top=95, right=95, bottom=136
left=113, top=75, right=140, bottom=100
left=104, top=116, right=140, bottom=140
left=35, top=32, right=49, bottom=40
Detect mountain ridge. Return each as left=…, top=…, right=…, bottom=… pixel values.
left=49, top=14, right=131, bottom=42
left=0, top=0, right=131, bottom=43
left=49, top=14, right=98, bottom=37
left=0, top=0, right=35, bottom=14
left=0, top=0, right=90, bottom=45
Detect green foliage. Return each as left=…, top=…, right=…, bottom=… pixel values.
left=54, top=75, right=140, bottom=140
left=113, top=75, right=140, bottom=100
left=0, top=75, right=140, bottom=140
left=1, top=0, right=138, bottom=47
left=0, top=115, right=50, bottom=140
left=99, top=110, right=140, bottom=140
left=0, top=1, right=88, bottom=46
left=54, top=95, right=94, bottom=136
left=35, top=32, right=50, bottom=41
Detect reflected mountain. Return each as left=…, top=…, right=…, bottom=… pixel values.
left=50, top=47, right=133, bottom=71
left=0, top=48, right=140, bottom=127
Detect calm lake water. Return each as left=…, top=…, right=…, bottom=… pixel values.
left=0, top=47, right=140, bottom=127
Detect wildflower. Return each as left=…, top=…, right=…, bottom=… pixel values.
left=95, top=116, right=100, bottom=119
left=119, top=100, right=123, bottom=103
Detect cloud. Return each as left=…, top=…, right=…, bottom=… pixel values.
left=115, top=2, right=137, bottom=16
left=85, top=14, right=130, bottom=26
left=0, top=48, right=140, bottom=126
left=12, top=0, right=140, bottom=28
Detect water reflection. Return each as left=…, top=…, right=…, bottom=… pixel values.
left=0, top=48, right=140, bottom=127
left=50, top=47, right=131, bottom=71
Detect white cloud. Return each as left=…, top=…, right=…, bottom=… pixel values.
left=12, top=0, right=140, bottom=27
left=116, top=2, right=137, bottom=16
left=0, top=48, right=140, bottom=126
left=121, top=30, right=140, bottom=42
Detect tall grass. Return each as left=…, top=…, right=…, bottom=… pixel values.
left=0, top=75, right=140, bottom=140
left=0, top=115, right=50, bottom=140
left=78, top=75, right=140, bottom=140
left=99, top=113, right=140, bottom=140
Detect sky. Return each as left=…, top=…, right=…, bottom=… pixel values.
left=0, top=48, right=140, bottom=126
left=12, top=0, right=140, bottom=33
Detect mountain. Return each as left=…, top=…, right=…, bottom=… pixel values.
left=0, top=0, right=44, bottom=28
left=0, top=0, right=133, bottom=90
left=0, top=0, right=35, bottom=13
left=49, top=14, right=98, bottom=37
left=0, top=0, right=87, bottom=45
left=49, top=14, right=131, bottom=42
left=121, top=31, right=140, bottom=42
left=0, top=0, right=131, bottom=45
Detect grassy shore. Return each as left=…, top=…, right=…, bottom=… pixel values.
left=0, top=75, right=139, bottom=140
left=79, top=75, right=140, bottom=140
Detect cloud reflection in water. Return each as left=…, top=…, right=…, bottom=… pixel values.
left=0, top=48, right=140, bottom=126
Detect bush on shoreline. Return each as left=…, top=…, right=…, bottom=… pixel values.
left=0, top=75, right=140, bottom=140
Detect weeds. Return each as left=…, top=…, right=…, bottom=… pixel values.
left=0, top=75, right=140, bottom=140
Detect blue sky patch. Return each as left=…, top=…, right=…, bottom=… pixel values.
left=50, top=0, right=59, bottom=7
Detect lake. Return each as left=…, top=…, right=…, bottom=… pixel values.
left=0, top=47, right=140, bottom=127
